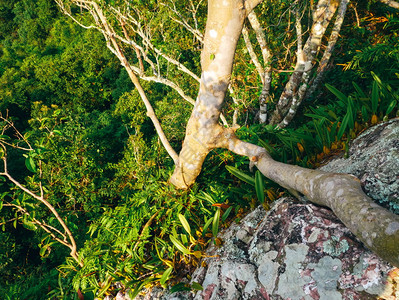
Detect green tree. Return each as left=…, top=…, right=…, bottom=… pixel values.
left=54, top=0, right=399, bottom=267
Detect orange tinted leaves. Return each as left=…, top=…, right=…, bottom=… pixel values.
left=212, top=203, right=230, bottom=209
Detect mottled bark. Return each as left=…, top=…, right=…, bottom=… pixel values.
left=170, top=0, right=249, bottom=188
left=306, top=0, right=349, bottom=99
left=270, top=0, right=339, bottom=125
left=247, top=10, right=272, bottom=124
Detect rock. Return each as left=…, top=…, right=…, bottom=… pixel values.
left=127, top=120, right=399, bottom=299
left=167, top=197, right=397, bottom=299
left=320, top=119, right=399, bottom=214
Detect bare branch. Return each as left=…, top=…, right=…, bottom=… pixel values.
left=247, top=10, right=273, bottom=124
left=242, top=25, right=264, bottom=83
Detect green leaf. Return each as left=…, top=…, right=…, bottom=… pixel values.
left=226, top=166, right=255, bottom=186
left=325, top=84, right=348, bottom=103
left=23, top=220, right=37, bottom=230
left=52, top=129, right=62, bottom=136
left=0, top=135, right=10, bottom=140
left=255, top=171, right=265, bottom=203
left=371, top=81, right=379, bottom=114
left=191, top=282, right=203, bottom=291
left=337, top=113, right=350, bottom=140
left=347, top=97, right=354, bottom=130
left=222, top=206, right=233, bottom=222
left=25, top=156, right=37, bottom=173
left=257, top=138, right=275, bottom=153
left=160, top=267, right=173, bottom=286
left=212, top=208, right=220, bottom=237
left=202, top=217, right=213, bottom=237
left=129, top=278, right=155, bottom=299
left=178, top=214, right=191, bottom=236
left=361, top=106, right=369, bottom=122
left=210, top=53, right=215, bottom=60
left=170, top=235, right=191, bottom=255
left=352, top=82, right=367, bottom=99
left=385, top=100, right=397, bottom=116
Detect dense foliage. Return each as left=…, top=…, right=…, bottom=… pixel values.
left=0, top=0, right=398, bottom=299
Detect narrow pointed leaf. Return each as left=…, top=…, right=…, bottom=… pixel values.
left=202, top=217, right=213, bottom=237
left=212, top=208, right=221, bottom=237
left=226, top=166, right=255, bottom=186
left=371, top=81, right=379, bottom=114
left=178, top=214, right=191, bottom=236
left=170, top=235, right=191, bottom=255
left=255, top=171, right=265, bottom=203
left=222, top=206, right=233, bottom=222
left=160, top=267, right=173, bottom=286
left=325, top=84, right=348, bottom=103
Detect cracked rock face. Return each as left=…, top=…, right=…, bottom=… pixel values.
left=131, top=121, right=399, bottom=300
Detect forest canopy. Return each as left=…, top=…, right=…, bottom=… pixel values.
left=0, top=0, right=398, bottom=298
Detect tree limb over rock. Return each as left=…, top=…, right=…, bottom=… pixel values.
left=170, top=0, right=399, bottom=267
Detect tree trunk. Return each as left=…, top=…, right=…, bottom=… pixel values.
left=170, top=0, right=399, bottom=267
left=170, top=0, right=252, bottom=188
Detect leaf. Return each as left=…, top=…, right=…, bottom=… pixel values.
left=347, top=97, right=355, bottom=130
left=255, top=171, right=265, bottom=203
left=129, top=278, right=154, bottom=299
left=170, top=235, right=191, bottom=255
left=210, top=53, right=215, bottom=60
left=191, top=282, right=203, bottom=291
left=385, top=100, right=397, bottom=116
left=371, top=81, right=379, bottom=114
left=52, top=130, right=62, bottom=136
left=160, top=267, right=173, bottom=286
left=212, top=208, right=221, bottom=237
left=202, top=217, right=213, bottom=237
left=222, top=206, right=233, bottom=222
left=352, top=82, right=367, bottom=99
left=0, top=135, right=10, bottom=140
left=23, top=220, right=37, bottom=230
left=325, top=84, right=348, bottom=103
left=257, top=138, right=275, bottom=153
left=178, top=214, right=191, bottom=236
left=25, top=156, right=37, bottom=173
left=337, top=113, right=350, bottom=140
left=226, top=166, right=255, bottom=186
left=361, top=106, right=369, bottom=122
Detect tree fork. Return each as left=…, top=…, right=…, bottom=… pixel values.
left=170, top=0, right=399, bottom=267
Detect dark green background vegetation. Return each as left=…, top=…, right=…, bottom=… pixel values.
left=0, top=0, right=398, bottom=298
